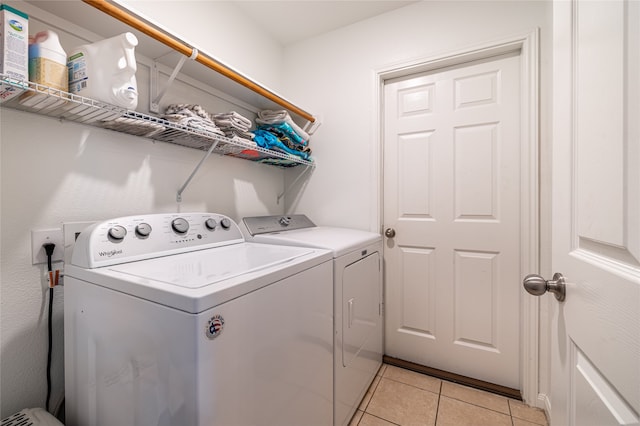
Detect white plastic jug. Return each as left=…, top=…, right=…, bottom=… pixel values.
left=20, top=30, right=68, bottom=109
left=67, top=32, right=138, bottom=109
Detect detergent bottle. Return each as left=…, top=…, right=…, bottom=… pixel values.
left=67, top=32, right=138, bottom=110
left=19, top=30, right=68, bottom=109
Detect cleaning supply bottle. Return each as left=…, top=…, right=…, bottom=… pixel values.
left=67, top=32, right=138, bottom=110
left=19, top=30, right=68, bottom=109
left=0, top=4, right=29, bottom=101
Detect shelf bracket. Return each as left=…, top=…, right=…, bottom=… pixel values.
left=150, top=48, right=199, bottom=114
left=277, top=164, right=313, bottom=205
left=176, top=139, right=219, bottom=202
left=303, top=115, right=322, bottom=136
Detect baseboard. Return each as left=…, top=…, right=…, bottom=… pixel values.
left=383, top=355, right=522, bottom=400
left=539, top=392, right=551, bottom=423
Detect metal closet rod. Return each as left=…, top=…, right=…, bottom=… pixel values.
left=82, top=0, right=316, bottom=123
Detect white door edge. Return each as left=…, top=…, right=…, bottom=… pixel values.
left=373, top=29, right=541, bottom=406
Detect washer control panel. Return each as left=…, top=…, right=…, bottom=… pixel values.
left=243, top=214, right=316, bottom=236
left=72, top=212, right=244, bottom=268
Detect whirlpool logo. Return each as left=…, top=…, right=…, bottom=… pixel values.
left=98, top=249, right=123, bottom=258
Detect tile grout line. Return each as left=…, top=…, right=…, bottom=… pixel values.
left=434, top=379, right=443, bottom=426
left=508, top=400, right=548, bottom=426
left=359, top=374, right=400, bottom=426
left=365, top=412, right=403, bottom=426
left=380, top=376, right=441, bottom=396
left=382, top=374, right=514, bottom=419
left=509, top=398, right=515, bottom=426
left=358, top=370, right=384, bottom=415
left=372, top=365, right=547, bottom=426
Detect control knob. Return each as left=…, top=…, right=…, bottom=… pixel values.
left=205, top=218, right=217, bottom=231
left=135, top=223, right=152, bottom=238
left=220, top=218, right=231, bottom=229
left=172, top=218, right=189, bottom=234
left=108, top=225, right=127, bottom=242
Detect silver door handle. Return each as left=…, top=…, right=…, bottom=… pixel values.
left=385, top=228, right=396, bottom=238
left=348, top=298, right=354, bottom=328
left=523, top=273, right=566, bottom=302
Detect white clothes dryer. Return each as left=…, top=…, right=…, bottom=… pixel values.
left=242, top=215, right=383, bottom=426
left=64, top=212, right=333, bottom=426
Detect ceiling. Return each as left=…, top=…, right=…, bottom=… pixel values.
left=233, top=1, right=419, bottom=46
left=25, top=1, right=418, bottom=47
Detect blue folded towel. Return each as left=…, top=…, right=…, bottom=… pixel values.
left=253, top=129, right=311, bottom=161
left=257, top=122, right=308, bottom=146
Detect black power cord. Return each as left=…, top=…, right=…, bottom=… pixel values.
left=43, top=243, right=56, bottom=413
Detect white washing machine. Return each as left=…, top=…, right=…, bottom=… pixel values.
left=242, top=215, right=383, bottom=426
left=64, top=212, right=334, bottom=426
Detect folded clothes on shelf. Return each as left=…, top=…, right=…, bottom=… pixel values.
left=212, top=110, right=256, bottom=142
left=253, top=129, right=311, bottom=161
left=229, top=149, right=304, bottom=167
left=212, top=110, right=252, bottom=130
left=165, top=103, right=211, bottom=119
left=162, top=104, right=225, bottom=136
left=99, top=116, right=165, bottom=138
left=258, top=125, right=311, bottom=154
left=256, top=109, right=310, bottom=143
left=159, top=106, right=311, bottom=165
left=256, top=122, right=308, bottom=147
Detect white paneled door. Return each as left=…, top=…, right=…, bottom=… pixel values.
left=383, top=52, right=522, bottom=389
left=551, top=1, right=640, bottom=424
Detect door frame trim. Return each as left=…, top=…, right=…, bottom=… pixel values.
left=374, top=29, right=541, bottom=405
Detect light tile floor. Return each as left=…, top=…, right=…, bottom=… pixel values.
left=351, top=364, right=548, bottom=426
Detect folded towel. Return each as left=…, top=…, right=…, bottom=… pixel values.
left=258, top=125, right=311, bottom=154
left=212, top=111, right=252, bottom=130
left=100, top=116, right=165, bottom=138
left=163, top=113, right=225, bottom=136
left=214, top=118, right=250, bottom=132
left=253, top=129, right=311, bottom=161
left=257, top=109, right=310, bottom=142
left=223, top=129, right=255, bottom=140
left=257, top=122, right=308, bottom=147
left=163, top=104, right=225, bottom=136
left=165, top=104, right=212, bottom=120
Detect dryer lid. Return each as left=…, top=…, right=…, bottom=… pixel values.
left=247, top=227, right=381, bottom=258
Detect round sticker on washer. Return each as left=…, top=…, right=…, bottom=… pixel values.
left=205, top=314, right=225, bottom=339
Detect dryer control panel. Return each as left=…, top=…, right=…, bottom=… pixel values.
left=243, top=214, right=316, bottom=235
left=71, top=213, right=244, bottom=268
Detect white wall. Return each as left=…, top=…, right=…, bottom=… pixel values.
left=0, top=1, right=286, bottom=418
left=282, top=0, right=551, bottom=230
left=116, top=0, right=284, bottom=90
left=282, top=0, right=553, bottom=406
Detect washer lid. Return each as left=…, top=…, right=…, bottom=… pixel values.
left=247, top=227, right=381, bottom=257
left=109, top=243, right=314, bottom=289
left=66, top=242, right=331, bottom=313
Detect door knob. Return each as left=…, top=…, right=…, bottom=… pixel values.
left=523, top=273, right=566, bottom=302
left=384, top=228, right=396, bottom=238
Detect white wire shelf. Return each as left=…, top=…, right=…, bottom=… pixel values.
left=0, top=75, right=315, bottom=169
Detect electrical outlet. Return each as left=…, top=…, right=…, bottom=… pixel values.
left=31, top=229, right=64, bottom=265
left=63, top=221, right=95, bottom=264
